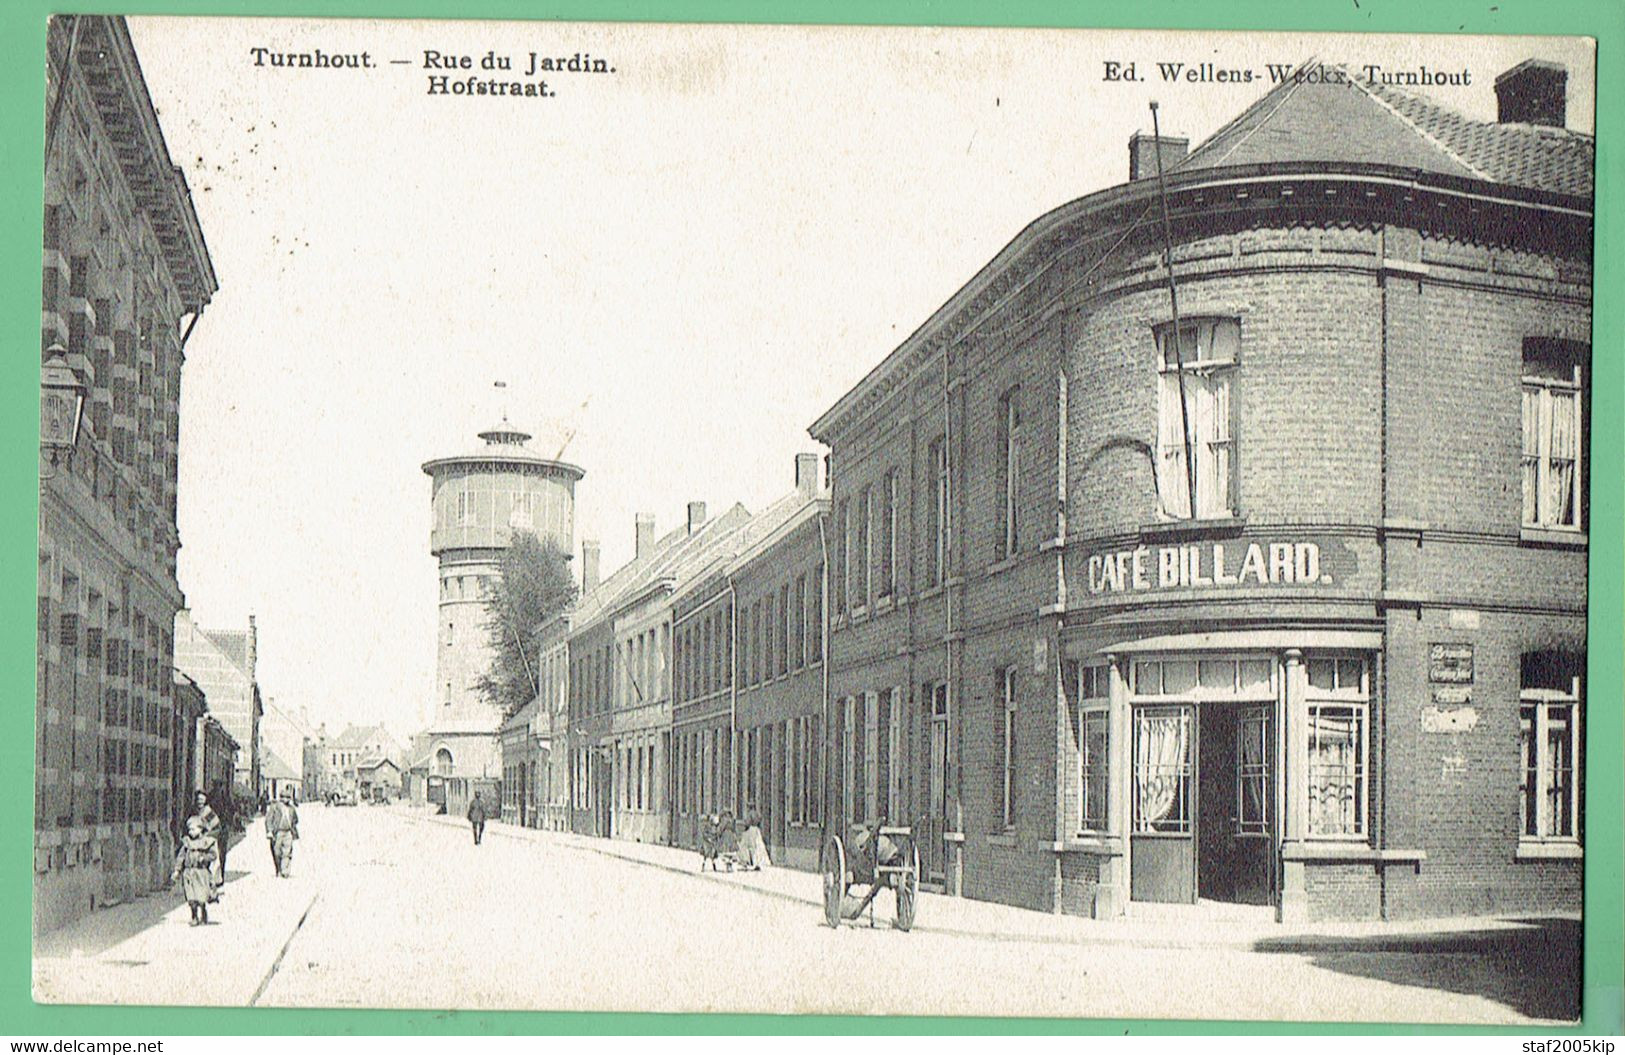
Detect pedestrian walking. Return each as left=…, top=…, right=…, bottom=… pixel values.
left=171, top=816, right=218, bottom=927
left=189, top=789, right=223, bottom=900
left=208, top=780, right=235, bottom=886
left=467, top=792, right=488, bottom=845
left=265, top=787, right=300, bottom=877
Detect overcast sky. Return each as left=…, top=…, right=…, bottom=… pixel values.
left=124, top=18, right=1594, bottom=737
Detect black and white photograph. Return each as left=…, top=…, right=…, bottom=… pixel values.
left=32, top=15, right=1595, bottom=1024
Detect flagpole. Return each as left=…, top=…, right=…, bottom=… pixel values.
left=1150, top=101, right=1198, bottom=517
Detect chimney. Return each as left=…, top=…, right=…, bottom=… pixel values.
left=581, top=539, right=601, bottom=591
left=1129, top=131, right=1189, bottom=182
left=1495, top=59, right=1566, bottom=127
left=795, top=452, right=821, bottom=495
left=687, top=501, right=707, bottom=534
left=634, top=514, right=656, bottom=558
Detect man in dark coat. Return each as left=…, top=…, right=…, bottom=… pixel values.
left=208, top=780, right=235, bottom=884
left=467, top=792, right=488, bottom=845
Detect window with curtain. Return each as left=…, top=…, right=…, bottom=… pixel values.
left=1522, top=338, right=1585, bottom=531
left=1155, top=318, right=1238, bottom=520
left=1520, top=652, right=1582, bottom=843
left=1305, top=656, right=1369, bottom=839
left=1132, top=705, right=1191, bottom=834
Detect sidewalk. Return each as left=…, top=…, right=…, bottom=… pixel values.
left=405, top=807, right=1578, bottom=954
left=33, top=818, right=318, bottom=1007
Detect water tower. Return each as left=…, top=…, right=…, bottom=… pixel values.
left=422, top=419, right=584, bottom=722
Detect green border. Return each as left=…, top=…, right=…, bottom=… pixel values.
left=5, top=0, right=1621, bottom=1036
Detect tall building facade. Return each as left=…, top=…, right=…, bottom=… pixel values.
left=416, top=421, right=583, bottom=808
left=809, top=60, right=1590, bottom=921
left=422, top=421, right=584, bottom=722
left=173, top=610, right=262, bottom=793
left=36, top=15, right=217, bottom=934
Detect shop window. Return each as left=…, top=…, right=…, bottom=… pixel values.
left=1520, top=653, right=1581, bottom=843
left=1305, top=656, right=1368, bottom=839
left=1078, top=664, right=1109, bottom=833
left=1155, top=318, right=1238, bottom=520
left=1522, top=338, right=1586, bottom=531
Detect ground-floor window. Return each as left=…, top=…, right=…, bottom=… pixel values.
left=1077, top=664, right=1109, bottom=833
left=1305, top=656, right=1369, bottom=840
left=998, top=668, right=1018, bottom=830
left=1132, top=705, right=1192, bottom=834
left=1521, top=652, right=1582, bottom=843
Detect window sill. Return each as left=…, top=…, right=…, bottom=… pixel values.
left=1281, top=843, right=1426, bottom=864
left=987, top=831, right=1017, bottom=847
left=1516, top=841, right=1582, bottom=861
left=1138, top=516, right=1247, bottom=542
left=987, top=554, right=1023, bottom=576
left=1050, top=835, right=1123, bottom=856
left=1519, top=527, right=1587, bottom=549
left=875, top=595, right=895, bottom=614
left=943, top=831, right=966, bottom=844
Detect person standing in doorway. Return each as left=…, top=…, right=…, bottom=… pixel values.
left=265, top=787, right=300, bottom=877
left=467, top=791, right=488, bottom=845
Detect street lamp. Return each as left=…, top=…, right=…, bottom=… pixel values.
left=40, top=345, right=86, bottom=475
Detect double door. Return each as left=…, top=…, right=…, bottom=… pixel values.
left=1129, top=702, right=1275, bottom=906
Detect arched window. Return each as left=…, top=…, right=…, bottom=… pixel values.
left=434, top=747, right=454, bottom=777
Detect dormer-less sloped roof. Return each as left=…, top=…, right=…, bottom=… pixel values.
left=261, top=748, right=298, bottom=781
left=1180, top=65, right=1593, bottom=196
left=570, top=504, right=754, bottom=630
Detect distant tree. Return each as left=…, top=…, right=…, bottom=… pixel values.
left=475, top=532, right=577, bottom=720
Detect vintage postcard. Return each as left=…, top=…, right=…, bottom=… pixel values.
left=32, top=16, right=1595, bottom=1024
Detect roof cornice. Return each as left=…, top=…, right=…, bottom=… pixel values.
left=808, top=160, right=1592, bottom=445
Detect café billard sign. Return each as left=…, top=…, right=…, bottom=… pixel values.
left=1087, top=538, right=1337, bottom=595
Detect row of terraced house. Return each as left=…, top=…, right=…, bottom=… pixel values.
left=499, top=56, right=1591, bottom=923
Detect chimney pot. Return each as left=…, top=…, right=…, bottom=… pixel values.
left=634, top=514, right=656, bottom=558
left=795, top=453, right=821, bottom=495
left=687, top=501, right=708, bottom=534
left=1495, top=59, right=1566, bottom=127
left=581, top=539, right=601, bottom=591
left=1128, top=131, right=1189, bottom=182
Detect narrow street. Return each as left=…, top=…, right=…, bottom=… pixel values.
left=35, top=804, right=1579, bottom=1022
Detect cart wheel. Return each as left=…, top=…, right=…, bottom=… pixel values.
left=820, top=835, right=847, bottom=928
left=894, top=839, right=920, bottom=932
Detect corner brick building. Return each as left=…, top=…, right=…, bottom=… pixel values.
left=810, top=61, right=1590, bottom=921
left=36, top=16, right=217, bottom=933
